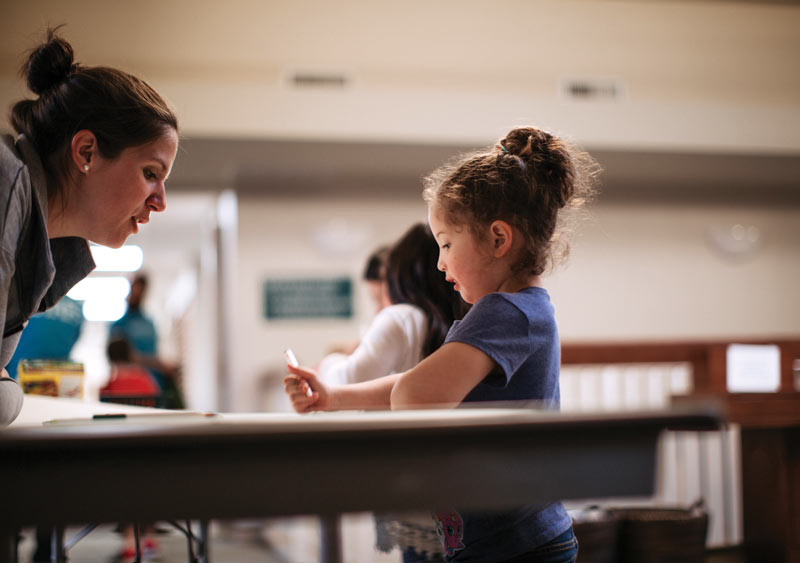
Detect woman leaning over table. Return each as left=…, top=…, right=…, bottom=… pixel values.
left=0, top=27, right=179, bottom=426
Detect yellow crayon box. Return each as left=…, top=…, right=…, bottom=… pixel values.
left=18, top=360, right=85, bottom=398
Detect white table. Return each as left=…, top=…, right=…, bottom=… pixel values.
left=2, top=396, right=721, bottom=562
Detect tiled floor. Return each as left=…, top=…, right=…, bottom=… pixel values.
left=16, top=519, right=749, bottom=563
left=17, top=522, right=283, bottom=563
left=16, top=516, right=402, bottom=563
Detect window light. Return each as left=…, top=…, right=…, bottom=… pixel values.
left=67, top=276, right=131, bottom=322
left=90, top=245, right=144, bottom=272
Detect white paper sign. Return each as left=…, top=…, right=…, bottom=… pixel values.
left=726, top=344, right=781, bottom=393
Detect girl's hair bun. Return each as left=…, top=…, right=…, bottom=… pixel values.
left=501, top=127, right=576, bottom=209
left=22, top=27, right=76, bottom=96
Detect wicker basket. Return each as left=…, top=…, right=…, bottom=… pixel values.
left=571, top=506, right=619, bottom=563
left=608, top=499, right=708, bottom=563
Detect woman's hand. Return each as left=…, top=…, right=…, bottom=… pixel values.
left=283, top=364, right=330, bottom=413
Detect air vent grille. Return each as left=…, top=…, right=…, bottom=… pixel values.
left=561, top=77, right=624, bottom=101
left=287, top=71, right=350, bottom=89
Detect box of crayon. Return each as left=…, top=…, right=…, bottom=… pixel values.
left=18, top=360, right=85, bottom=398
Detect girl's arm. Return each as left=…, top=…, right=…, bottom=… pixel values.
left=390, top=342, right=495, bottom=410
left=284, top=363, right=401, bottom=413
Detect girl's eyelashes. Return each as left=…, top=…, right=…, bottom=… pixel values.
left=144, top=168, right=157, bottom=180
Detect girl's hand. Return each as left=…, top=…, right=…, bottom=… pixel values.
left=283, top=364, right=330, bottom=413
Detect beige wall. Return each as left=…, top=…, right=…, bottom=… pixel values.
left=232, top=197, right=428, bottom=410
left=233, top=196, right=800, bottom=411
left=2, top=1, right=800, bottom=151
left=548, top=202, right=800, bottom=340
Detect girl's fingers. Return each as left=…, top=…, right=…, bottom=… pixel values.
left=283, top=375, right=312, bottom=395
left=287, top=363, right=315, bottom=379
left=283, top=374, right=319, bottom=413
left=283, top=374, right=299, bottom=388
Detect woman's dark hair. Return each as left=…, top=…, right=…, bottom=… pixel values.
left=362, top=246, right=389, bottom=282
left=384, top=223, right=468, bottom=358
left=9, top=26, right=178, bottom=203
left=423, top=126, right=600, bottom=276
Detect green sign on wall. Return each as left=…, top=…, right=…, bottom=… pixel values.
left=264, top=277, right=352, bottom=319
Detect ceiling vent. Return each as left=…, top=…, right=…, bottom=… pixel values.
left=285, top=70, right=352, bottom=89
left=560, top=77, right=624, bottom=102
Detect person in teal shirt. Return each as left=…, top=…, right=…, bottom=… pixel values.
left=6, top=296, right=84, bottom=380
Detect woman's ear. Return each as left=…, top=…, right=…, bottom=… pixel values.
left=70, top=129, right=98, bottom=173
left=489, top=220, right=513, bottom=258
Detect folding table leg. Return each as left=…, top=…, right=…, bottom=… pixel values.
left=320, top=515, right=342, bottom=563
left=50, top=526, right=65, bottom=563
left=133, top=523, right=142, bottom=563
left=197, top=520, right=210, bottom=563
left=0, top=527, right=19, bottom=563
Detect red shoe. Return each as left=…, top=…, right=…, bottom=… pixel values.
left=114, top=546, right=136, bottom=563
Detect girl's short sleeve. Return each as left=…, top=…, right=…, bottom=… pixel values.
left=444, top=294, right=531, bottom=385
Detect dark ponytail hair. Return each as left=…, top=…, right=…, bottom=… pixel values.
left=9, top=26, right=178, bottom=202
left=362, top=246, right=389, bottom=282
left=423, top=126, right=600, bottom=276
left=384, top=223, right=467, bottom=358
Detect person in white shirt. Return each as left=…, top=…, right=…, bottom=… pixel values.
left=318, top=223, right=466, bottom=387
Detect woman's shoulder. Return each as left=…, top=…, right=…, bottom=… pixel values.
left=370, top=303, right=427, bottom=339
left=0, top=135, right=33, bottom=253
left=0, top=135, right=25, bottom=189
left=378, top=303, right=426, bottom=322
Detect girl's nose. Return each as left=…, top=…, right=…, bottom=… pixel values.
left=437, top=255, right=446, bottom=272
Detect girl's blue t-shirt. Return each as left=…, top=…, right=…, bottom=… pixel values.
left=447, top=287, right=561, bottom=409
left=436, top=287, right=571, bottom=562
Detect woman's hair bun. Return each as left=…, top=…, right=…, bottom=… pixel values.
left=21, top=27, right=76, bottom=96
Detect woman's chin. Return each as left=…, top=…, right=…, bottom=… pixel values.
left=89, top=234, right=127, bottom=249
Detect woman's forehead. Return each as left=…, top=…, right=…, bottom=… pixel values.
left=123, top=129, right=178, bottom=167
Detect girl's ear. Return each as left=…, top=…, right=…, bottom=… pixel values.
left=70, top=129, right=98, bottom=173
left=489, top=220, right=513, bottom=258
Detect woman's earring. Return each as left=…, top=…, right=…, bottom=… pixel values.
left=83, top=164, right=90, bottom=172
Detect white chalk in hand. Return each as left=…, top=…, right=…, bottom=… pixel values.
left=284, top=349, right=312, bottom=397
left=284, top=348, right=299, bottom=367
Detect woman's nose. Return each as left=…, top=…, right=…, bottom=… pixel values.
left=147, top=183, right=167, bottom=212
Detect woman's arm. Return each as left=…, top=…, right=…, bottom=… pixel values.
left=390, top=341, right=495, bottom=410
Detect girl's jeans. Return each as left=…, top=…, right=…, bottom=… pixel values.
left=501, top=527, right=580, bottom=563
left=404, top=527, right=579, bottom=563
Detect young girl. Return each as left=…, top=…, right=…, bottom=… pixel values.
left=285, top=126, right=599, bottom=562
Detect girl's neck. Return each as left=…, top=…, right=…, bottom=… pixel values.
left=497, top=274, right=543, bottom=294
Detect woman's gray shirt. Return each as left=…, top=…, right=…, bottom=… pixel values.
left=0, top=133, right=94, bottom=370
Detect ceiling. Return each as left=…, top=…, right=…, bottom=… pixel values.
left=3, top=0, right=798, bottom=108
left=169, top=136, right=800, bottom=205
left=2, top=1, right=799, bottom=204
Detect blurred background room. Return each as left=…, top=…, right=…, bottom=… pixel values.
left=2, top=1, right=798, bottom=561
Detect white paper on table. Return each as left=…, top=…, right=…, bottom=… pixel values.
left=726, top=344, right=781, bottom=393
